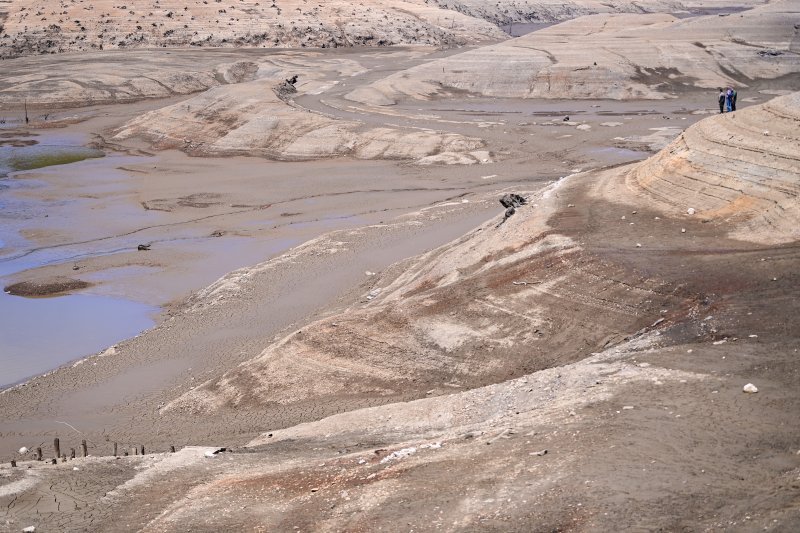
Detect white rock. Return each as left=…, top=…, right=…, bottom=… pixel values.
left=23, top=527, right=36, bottom=533
left=18, top=447, right=28, bottom=454
left=380, top=446, right=417, bottom=464
left=622, top=405, right=635, bottom=410
left=743, top=383, right=758, bottom=393
left=687, top=207, right=696, bottom=215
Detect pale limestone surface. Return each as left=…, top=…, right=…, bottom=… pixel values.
left=112, top=76, right=485, bottom=162
left=347, top=0, right=800, bottom=103
left=625, top=91, right=800, bottom=244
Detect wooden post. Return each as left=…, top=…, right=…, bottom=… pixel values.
left=36, top=447, right=42, bottom=461
left=24, top=99, right=29, bottom=124
left=53, top=437, right=60, bottom=459
left=10, top=460, right=16, bottom=467
left=140, top=445, right=145, bottom=456
left=81, top=439, right=88, bottom=458
left=170, top=445, right=176, bottom=453
left=113, top=442, right=118, bottom=457
left=70, top=448, right=76, bottom=460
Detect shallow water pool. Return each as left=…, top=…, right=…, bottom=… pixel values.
left=0, top=289, right=156, bottom=388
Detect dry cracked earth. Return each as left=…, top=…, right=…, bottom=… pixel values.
left=1, top=1, right=799, bottom=532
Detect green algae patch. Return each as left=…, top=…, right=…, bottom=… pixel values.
left=9, top=147, right=105, bottom=171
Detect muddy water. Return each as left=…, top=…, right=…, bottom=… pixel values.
left=0, top=126, right=479, bottom=389
left=0, top=291, right=156, bottom=387
left=0, top=132, right=103, bottom=177
left=0, top=132, right=155, bottom=388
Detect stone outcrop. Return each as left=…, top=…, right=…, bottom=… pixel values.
left=112, top=76, right=485, bottom=163
left=0, top=0, right=770, bottom=58
left=625, top=91, right=800, bottom=244
left=346, top=0, right=800, bottom=103
left=0, top=0, right=504, bottom=58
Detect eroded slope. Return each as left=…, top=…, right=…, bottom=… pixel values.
left=163, top=91, right=799, bottom=422
left=625, top=91, right=800, bottom=244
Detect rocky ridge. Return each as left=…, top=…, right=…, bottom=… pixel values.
left=346, top=0, right=800, bottom=103
left=110, top=60, right=487, bottom=162
left=625, top=91, right=800, bottom=244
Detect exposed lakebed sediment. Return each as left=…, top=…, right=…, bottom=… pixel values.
left=0, top=4, right=798, bottom=529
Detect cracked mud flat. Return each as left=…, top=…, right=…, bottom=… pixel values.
left=0, top=3, right=799, bottom=531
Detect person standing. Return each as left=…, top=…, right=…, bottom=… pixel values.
left=731, top=87, right=738, bottom=111
left=726, top=87, right=734, bottom=112
left=718, top=88, right=726, bottom=113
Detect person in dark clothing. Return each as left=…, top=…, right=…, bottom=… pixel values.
left=726, top=87, right=734, bottom=112
left=718, top=88, right=725, bottom=113
left=731, top=88, right=737, bottom=111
